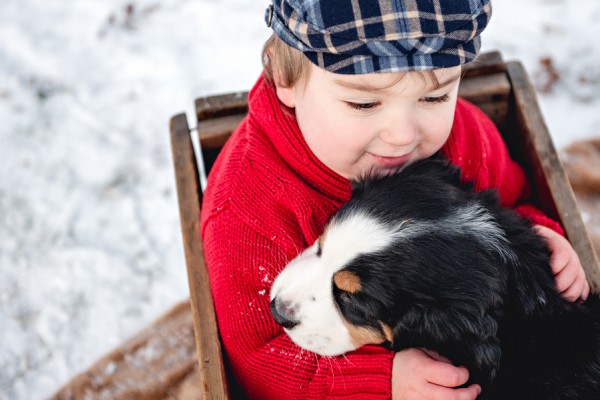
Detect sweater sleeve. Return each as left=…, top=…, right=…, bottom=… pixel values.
left=443, top=98, right=564, bottom=235
left=202, top=206, right=395, bottom=400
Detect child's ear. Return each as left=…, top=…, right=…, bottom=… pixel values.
left=274, top=80, right=296, bottom=108
left=270, top=54, right=296, bottom=108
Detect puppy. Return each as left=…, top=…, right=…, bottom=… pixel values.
left=270, top=158, right=600, bottom=400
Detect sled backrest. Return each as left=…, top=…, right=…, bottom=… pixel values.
left=169, top=51, right=600, bottom=400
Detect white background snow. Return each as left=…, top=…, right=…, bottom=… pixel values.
left=1, top=0, right=599, bottom=398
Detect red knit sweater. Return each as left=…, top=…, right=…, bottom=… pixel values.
left=200, top=75, right=562, bottom=399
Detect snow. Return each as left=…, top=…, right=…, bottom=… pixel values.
left=0, top=0, right=598, bottom=398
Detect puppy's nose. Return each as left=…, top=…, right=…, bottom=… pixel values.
left=270, top=297, right=299, bottom=329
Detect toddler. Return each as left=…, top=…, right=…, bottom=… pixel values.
left=200, top=1, right=589, bottom=399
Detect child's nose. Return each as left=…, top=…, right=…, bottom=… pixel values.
left=376, top=106, right=419, bottom=146
left=379, top=118, right=418, bottom=147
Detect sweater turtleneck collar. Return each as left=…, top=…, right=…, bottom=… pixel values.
left=247, top=74, right=351, bottom=203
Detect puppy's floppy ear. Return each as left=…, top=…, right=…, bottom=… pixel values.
left=389, top=304, right=502, bottom=386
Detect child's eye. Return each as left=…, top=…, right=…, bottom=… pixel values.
left=420, top=94, right=450, bottom=104
left=346, top=101, right=379, bottom=111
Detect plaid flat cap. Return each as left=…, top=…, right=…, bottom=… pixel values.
left=265, top=0, right=492, bottom=74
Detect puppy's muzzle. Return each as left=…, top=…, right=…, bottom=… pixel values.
left=270, top=297, right=299, bottom=329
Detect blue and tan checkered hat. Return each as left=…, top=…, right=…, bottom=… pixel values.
left=265, top=0, right=492, bottom=74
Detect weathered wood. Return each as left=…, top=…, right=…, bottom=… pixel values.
left=196, top=92, right=248, bottom=122
left=462, top=50, right=507, bottom=78
left=51, top=301, right=201, bottom=400
left=169, top=113, right=230, bottom=400
left=197, top=114, right=246, bottom=150
left=458, top=72, right=511, bottom=130
left=505, top=61, right=600, bottom=291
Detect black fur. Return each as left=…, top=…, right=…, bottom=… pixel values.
left=333, top=158, right=600, bottom=400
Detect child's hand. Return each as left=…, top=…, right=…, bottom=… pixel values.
left=534, top=225, right=590, bottom=302
left=391, top=348, right=481, bottom=400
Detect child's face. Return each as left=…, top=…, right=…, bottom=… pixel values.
left=276, top=64, right=462, bottom=179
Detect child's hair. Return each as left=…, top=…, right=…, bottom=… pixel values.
left=262, top=33, right=446, bottom=90
left=262, top=34, right=311, bottom=88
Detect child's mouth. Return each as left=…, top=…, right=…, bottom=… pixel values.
left=370, top=153, right=411, bottom=167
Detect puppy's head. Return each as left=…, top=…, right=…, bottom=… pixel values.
left=270, top=210, right=402, bottom=355
left=270, top=160, right=513, bottom=382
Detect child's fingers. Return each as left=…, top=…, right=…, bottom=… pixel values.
left=560, top=270, right=590, bottom=302
left=426, top=383, right=481, bottom=400
left=535, top=224, right=589, bottom=301
left=561, top=279, right=585, bottom=302
left=549, top=244, right=572, bottom=276
left=533, top=225, right=569, bottom=274
left=581, top=277, right=591, bottom=301
left=554, top=259, right=579, bottom=293
left=453, top=384, right=481, bottom=400
left=423, top=357, right=470, bottom=388
left=392, top=349, right=478, bottom=400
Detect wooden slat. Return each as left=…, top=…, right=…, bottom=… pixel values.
left=505, top=61, right=600, bottom=291
left=462, top=50, right=507, bottom=78
left=458, top=73, right=511, bottom=102
left=198, top=114, right=246, bottom=150
left=458, top=72, right=511, bottom=129
left=196, top=92, right=248, bottom=122
left=50, top=301, right=201, bottom=400
left=169, top=113, right=230, bottom=400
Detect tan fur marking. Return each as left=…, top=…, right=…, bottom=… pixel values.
left=317, top=233, right=325, bottom=252
left=343, top=319, right=387, bottom=347
left=381, top=323, right=394, bottom=344
left=318, top=219, right=333, bottom=251
left=333, top=271, right=362, bottom=294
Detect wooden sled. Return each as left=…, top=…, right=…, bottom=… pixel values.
left=51, top=301, right=202, bottom=400
left=51, top=51, right=600, bottom=399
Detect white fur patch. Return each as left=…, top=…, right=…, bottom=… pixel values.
left=270, top=212, right=398, bottom=356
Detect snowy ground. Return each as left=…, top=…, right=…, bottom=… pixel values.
left=0, top=1, right=599, bottom=399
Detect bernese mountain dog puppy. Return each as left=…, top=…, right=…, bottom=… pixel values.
left=270, top=158, right=600, bottom=400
